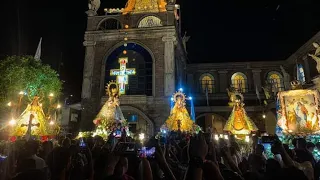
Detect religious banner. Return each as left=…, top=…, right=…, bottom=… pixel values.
left=277, top=89, right=320, bottom=134
left=110, top=57, right=136, bottom=95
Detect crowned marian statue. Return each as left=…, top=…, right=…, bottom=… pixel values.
left=165, top=91, right=199, bottom=133
left=11, top=96, right=50, bottom=137
left=93, top=82, right=127, bottom=138
left=224, top=89, right=258, bottom=135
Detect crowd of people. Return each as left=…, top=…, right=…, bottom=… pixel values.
left=0, top=132, right=319, bottom=180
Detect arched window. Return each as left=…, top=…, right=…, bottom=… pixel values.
left=267, top=71, right=284, bottom=92
left=98, top=18, right=122, bottom=30
left=297, top=64, right=306, bottom=83
left=231, top=72, right=247, bottom=93
left=199, top=73, right=214, bottom=93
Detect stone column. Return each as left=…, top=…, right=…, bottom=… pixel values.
left=252, top=69, right=262, bottom=90
left=82, top=41, right=96, bottom=99
left=162, top=35, right=176, bottom=96
left=80, top=41, right=96, bottom=131
left=218, top=71, right=228, bottom=92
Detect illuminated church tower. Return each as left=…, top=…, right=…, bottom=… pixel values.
left=81, top=0, right=186, bottom=137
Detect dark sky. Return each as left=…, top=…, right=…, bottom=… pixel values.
left=1, top=0, right=320, bottom=99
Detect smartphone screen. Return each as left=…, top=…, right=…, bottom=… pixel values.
left=260, top=136, right=276, bottom=144
left=79, top=138, right=86, bottom=147
left=139, top=147, right=155, bottom=158
left=114, top=142, right=136, bottom=155
left=114, top=130, right=122, bottom=138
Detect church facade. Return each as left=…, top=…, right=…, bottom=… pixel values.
left=81, top=2, right=320, bottom=137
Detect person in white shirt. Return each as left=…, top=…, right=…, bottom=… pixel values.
left=26, top=140, right=46, bottom=169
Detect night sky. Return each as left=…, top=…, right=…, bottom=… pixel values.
left=1, top=0, right=320, bottom=100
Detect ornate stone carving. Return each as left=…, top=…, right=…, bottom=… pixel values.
left=308, top=42, right=320, bottom=73
left=138, top=16, right=163, bottom=28
left=86, top=0, right=100, bottom=16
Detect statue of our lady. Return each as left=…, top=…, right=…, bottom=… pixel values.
left=11, top=96, right=50, bottom=137
left=224, top=91, right=258, bottom=135
left=165, top=91, right=196, bottom=132
left=93, top=82, right=126, bottom=137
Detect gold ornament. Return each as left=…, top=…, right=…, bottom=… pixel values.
left=172, top=91, right=186, bottom=103
left=106, top=81, right=119, bottom=97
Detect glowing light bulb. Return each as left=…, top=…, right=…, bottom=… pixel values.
left=125, top=24, right=129, bottom=29
left=139, top=133, right=145, bottom=141
left=179, top=88, right=183, bottom=92
left=123, top=50, right=127, bottom=54
left=9, top=119, right=16, bottom=126
left=245, top=136, right=250, bottom=143
left=49, top=121, right=55, bottom=125
left=49, top=93, right=54, bottom=97
left=7, top=102, right=11, bottom=107
left=224, top=135, right=229, bottom=140
left=57, top=104, right=61, bottom=109
left=262, top=114, right=266, bottom=119
left=189, top=97, right=192, bottom=100
left=163, top=130, right=166, bottom=134
left=19, top=91, right=24, bottom=95
left=124, top=37, right=128, bottom=41
left=214, top=134, right=219, bottom=141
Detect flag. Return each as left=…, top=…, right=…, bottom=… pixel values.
left=34, top=37, right=42, bottom=61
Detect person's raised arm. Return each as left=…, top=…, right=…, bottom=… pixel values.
left=139, top=158, right=153, bottom=180
left=186, top=133, right=208, bottom=180
left=273, top=139, right=294, bottom=167
left=202, top=160, right=224, bottom=180
left=155, top=143, right=177, bottom=180
left=220, top=146, right=242, bottom=175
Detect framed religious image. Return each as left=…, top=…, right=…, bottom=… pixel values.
left=277, top=89, right=320, bottom=134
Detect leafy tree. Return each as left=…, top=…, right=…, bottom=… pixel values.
left=0, top=56, right=62, bottom=118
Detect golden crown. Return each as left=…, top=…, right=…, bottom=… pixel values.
left=105, top=81, right=119, bottom=96
left=172, top=90, right=186, bottom=103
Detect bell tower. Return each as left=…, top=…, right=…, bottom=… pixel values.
left=80, top=0, right=186, bottom=134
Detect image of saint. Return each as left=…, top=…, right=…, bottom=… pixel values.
left=295, top=101, right=308, bottom=128
left=11, top=96, right=50, bottom=137
left=286, top=110, right=297, bottom=132
left=93, top=83, right=125, bottom=129
left=224, top=93, right=258, bottom=135
left=165, top=94, right=195, bottom=132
